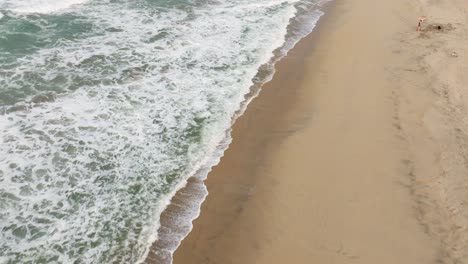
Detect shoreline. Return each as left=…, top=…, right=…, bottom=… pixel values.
left=155, top=0, right=468, bottom=262
left=143, top=3, right=329, bottom=263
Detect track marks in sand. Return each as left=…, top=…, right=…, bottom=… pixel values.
left=390, top=1, right=468, bottom=262
left=318, top=242, right=360, bottom=261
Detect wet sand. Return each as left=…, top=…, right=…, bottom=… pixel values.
left=156, top=0, right=468, bottom=263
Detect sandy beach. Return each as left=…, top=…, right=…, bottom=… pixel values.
left=167, top=0, right=468, bottom=263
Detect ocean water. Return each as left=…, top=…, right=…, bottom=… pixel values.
left=0, top=0, right=326, bottom=263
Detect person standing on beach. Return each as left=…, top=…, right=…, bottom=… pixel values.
left=417, top=16, right=425, bottom=31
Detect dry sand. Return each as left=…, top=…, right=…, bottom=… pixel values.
left=393, top=0, right=468, bottom=262
left=152, top=0, right=468, bottom=263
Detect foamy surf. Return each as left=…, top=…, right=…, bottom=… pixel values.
left=0, top=0, right=90, bottom=14
left=0, top=0, right=329, bottom=263
left=142, top=3, right=328, bottom=263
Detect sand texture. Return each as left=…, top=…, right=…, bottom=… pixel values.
left=165, top=0, right=468, bottom=263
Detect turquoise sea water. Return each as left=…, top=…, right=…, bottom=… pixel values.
left=0, top=0, right=326, bottom=263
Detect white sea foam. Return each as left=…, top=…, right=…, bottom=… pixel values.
left=0, top=0, right=327, bottom=263
left=0, top=0, right=90, bottom=13
left=141, top=3, right=329, bottom=264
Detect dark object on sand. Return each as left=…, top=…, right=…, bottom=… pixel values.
left=437, top=25, right=442, bottom=30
